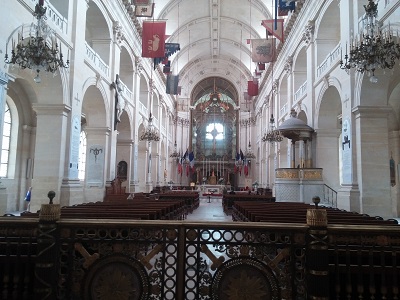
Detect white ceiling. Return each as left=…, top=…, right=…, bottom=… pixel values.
left=148, top=0, right=276, bottom=99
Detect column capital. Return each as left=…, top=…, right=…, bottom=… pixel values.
left=352, top=105, right=392, bottom=118
left=113, top=21, right=124, bottom=45
left=302, top=20, right=315, bottom=45
left=84, top=126, right=112, bottom=136
left=32, top=104, right=71, bottom=116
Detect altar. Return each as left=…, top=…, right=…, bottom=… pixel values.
left=201, top=184, right=224, bottom=196
left=208, top=175, right=217, bottom=185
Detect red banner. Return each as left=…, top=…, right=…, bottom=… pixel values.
left=248, top=80, right=259, bottom=96
left=142, top=21, right=166, bottom=58
left=262, top=19, right=284, bottom=42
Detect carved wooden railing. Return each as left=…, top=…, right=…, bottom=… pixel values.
left=1, top=204, right=399, bottom=299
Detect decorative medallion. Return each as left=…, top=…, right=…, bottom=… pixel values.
left=82, top=254, right=150, bottom=300
left=211, top=258, right=279, bottom=300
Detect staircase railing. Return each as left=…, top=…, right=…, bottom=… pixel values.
left=323, top=184, right=337, bottom=208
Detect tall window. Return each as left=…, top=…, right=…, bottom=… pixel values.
left=206, top=123, right=224, bottom=140
left=78, top=131, right=87, bottom=180
left=0, top=103, right=11, bottom=177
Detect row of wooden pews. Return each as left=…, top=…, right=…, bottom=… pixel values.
left=158, top=191, right=200, bottom=213
left=222, top=192, right=275, bottom=214
left=232, top=202, right=399, bottom=225
left=21, top=193, right=193, bottom=220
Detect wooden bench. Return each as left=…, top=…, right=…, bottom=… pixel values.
left=232, top=201, right=399, bottom=226
left=222, top=193, right=275, bottom=214
left=21, top=198, right=187, bottom=220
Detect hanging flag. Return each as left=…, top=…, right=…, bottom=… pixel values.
left=257, top=63, right=265, bottom=71
left=244, top=159, right=249, bottom=176
left=24, top=187, right=32, bottom=202
left=254, top=69, right=262, bottom=78
left=166, top=74, right=179, bottom=95
left=132, top=0, right=151, bottom=4
left=251, top=39, right=276, bottom=63
left=177, top=157, right=183, bottom=175
left=243, top=92, right=252, bottom=101
left=278, top=0, right=296, bottom=16
left=135, top=3, right=155, bottom=17
left=240, top=149, right=244, bottom=161
left=182, top=149, right=188, bottom=160
left=154, top=43, right=180, bottom=68
left=163, top=61, right=171, bottom=74
left=261, top=19, right=285, bottom=42
left=248, top=80, right=259, bottom=96
left=142, top=21, right=166, bottom=58
left=189, top=151, right=195, bottom=168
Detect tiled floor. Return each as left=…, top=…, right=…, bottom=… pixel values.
left=185, top=195, right=232, bottom=222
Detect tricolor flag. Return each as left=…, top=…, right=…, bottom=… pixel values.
left=244, top=158, right=249, bottom=176
left=189, top=151, right=195, bottom=169
left=166, top=74, right=179, bottom=95
left=251, top=39, right=276, bottom=63
left=142, top=21, right=166, bottom=58
left=135, top=4, right=155, bottom=17
left=262, top=19, right=285, bottom=42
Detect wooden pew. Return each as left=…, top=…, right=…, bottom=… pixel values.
left=159, top=192, right=200, bottom=214
left=222, top=193, right=275, bottom=214
left=232, top=201, right=398, bottom=226
left=21, top=198, right=187, bottom=220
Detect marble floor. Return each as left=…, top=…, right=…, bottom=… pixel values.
left=185, top=195, right=232, bottom=222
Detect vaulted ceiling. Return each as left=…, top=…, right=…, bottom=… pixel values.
left=150, top=0, right=275, bottom=102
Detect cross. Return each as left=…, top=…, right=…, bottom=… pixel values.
left=343, top=95, right=349, bottom=108
left=74, top=93, right=81, bottom=106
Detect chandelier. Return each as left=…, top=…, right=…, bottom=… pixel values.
left=262, top=114, right=283, bottom=143
left=169, top=141, right=180, bottom=158
left=140, top=113, right=160, bottom=142
left=4, top=0, right=69, bottom=83
left=245, top=141, right=256, bottom=159
left=339, top=0, right=400, bottom=83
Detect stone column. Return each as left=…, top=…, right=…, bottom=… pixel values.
left=30, top=104, right=70, bottom=212
left=389, top=131, right=400, bottom=216
left=352, top=106, right=392, bottom=219
left=61, top=0, right=89, bottom=206
left=84, top=126, right=110, bottom=203
left=291, top=140, right=296, bottom=168
left=0, top=71, right=8, bottom=214
left=131, top=141, right=138, bottom=192
left=146, top=142, right=153, bottom=192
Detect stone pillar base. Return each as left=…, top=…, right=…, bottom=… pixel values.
left=60, top=179, right=84, bottom=207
